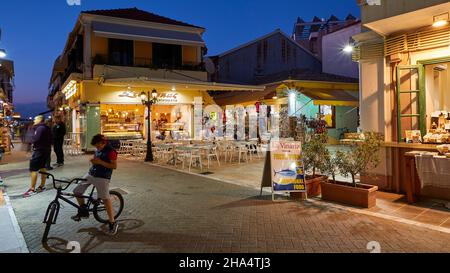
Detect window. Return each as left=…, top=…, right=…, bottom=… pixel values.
left=319, top=105, right=336, bottom=128
left=281, top=39, right=287, bottom=63
left=152, top=43, right=182, bottom=69
left=108, top=38, right=134, bottom=66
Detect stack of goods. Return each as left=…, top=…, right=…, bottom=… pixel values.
left=436, top=145, right=450, bottom=157
left=423, top=111, right=450, bottom=144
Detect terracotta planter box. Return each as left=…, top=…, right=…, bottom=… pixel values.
left=290, top=175, right=326, bottom=199
left=321, top=181, right=378, bottom=208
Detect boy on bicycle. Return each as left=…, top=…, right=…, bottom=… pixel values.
left=71, top=134, right=119, bottom=235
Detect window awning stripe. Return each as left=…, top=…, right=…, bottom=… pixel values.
left=92, top=22, right=205, bottom=46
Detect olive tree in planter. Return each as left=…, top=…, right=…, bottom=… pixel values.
left=298, top=132, right=329, bottom=198
left=320, top=132, right=383, bottom=208
left=320, top=148, right=341, bottom=184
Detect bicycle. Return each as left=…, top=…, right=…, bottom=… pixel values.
left=39, top=172, right=124, bottom=243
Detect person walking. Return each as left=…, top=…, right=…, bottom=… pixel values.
left=24, top=123, right=34, bottom=154
left=23, top=116, right=52, bottom=198
left=52, top=115, right=66, bottom=167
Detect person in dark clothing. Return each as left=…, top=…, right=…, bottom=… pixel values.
left=52, top=115, right=66, bottom=167
left=23, top=116, right=53, bottom=197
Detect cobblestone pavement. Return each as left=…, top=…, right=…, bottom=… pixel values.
left=3, top=155, right=450, bottom=253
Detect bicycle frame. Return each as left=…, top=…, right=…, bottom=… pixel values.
left=40, top=172, right=100, bottom=224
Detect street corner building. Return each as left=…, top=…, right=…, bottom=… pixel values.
left=47, top=8, right=264, bottom=152
left=354, top=0, right=450, bottom=202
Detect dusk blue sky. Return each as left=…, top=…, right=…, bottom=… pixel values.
left=0, top=0, right=360, bottom=104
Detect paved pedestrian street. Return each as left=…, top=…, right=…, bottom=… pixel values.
left=2, top=155, right=450, bottom=253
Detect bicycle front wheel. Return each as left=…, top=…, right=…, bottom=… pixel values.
left=93, top=191, right=124, bottom=224
left=42, top=203, right=58, bottom=243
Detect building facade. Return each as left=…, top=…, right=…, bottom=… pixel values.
left=212, top=29, right=322, bottom=85
left=48, top=8, right=263, bottom=151
left=0, top=58, right=15, bottom=152
left=292, top=14, right=359, bottom=60
left=211, top=29, right=359, bottom=143
left=322, top=22, right=361, bottom=78
left=355, top=0, right=450, bottom=197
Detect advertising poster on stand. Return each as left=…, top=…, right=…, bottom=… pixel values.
left=270, top=140, right=306, bottom=199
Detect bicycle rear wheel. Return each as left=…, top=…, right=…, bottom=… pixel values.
left=93, top=191, right=124, bottom=224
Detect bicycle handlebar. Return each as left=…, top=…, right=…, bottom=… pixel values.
left=39, top=172, right=87, bottom=190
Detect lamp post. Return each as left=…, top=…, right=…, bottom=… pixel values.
left=140, top=89, right=158, bottom=162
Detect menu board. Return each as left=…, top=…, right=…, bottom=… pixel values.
left=270, top=140, right=306, bottom=198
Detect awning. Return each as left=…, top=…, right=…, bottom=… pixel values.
left=363, top=2, right=450, bottom=36
left=92, top=21, right=205, bottom=46
left=102, top=77, right=265, bottom=92
left=209, top=79, right=359, bottom=107
left=211, top=90, right=275, bottom=106
left=301, top=89, right=359, bottom=107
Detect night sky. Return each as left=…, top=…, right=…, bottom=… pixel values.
left=0, top=0, right=360, bottom=104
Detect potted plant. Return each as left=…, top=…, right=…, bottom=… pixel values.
left=291, top=132, right=329, bottom=199
left=320, top=132, right=382, bottom=208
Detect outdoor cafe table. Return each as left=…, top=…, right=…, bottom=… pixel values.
left=154, top=143, right=183, bottom=164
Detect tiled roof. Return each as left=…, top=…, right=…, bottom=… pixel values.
left=82, top=8, right=204, bottom=29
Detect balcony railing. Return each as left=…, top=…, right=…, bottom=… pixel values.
left=92, top=54, right=205, bottom=72
left=61, top=61, right=82, bottom=86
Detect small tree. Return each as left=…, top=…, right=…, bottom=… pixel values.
left=335, top=132, right=383, bottom=187
left=303, top=133, right=328, bottom=177
left=320, top=148, right=341, bottom=183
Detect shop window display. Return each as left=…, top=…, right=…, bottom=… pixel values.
left=422, top=62, right=450, bottom=144
left=100, top=104, right=144, bottom=140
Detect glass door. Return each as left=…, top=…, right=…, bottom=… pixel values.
left=396, top=65, right=425, bottom=142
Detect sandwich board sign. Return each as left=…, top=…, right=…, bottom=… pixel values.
left=261, top=140, right=306, bottom=201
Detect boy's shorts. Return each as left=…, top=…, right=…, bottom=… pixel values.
left=73, top=174, right=110, bottom=199
left=29, top=150, right=50, bottom=172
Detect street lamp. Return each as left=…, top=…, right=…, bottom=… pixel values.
left=0, top=49, right=6, bottom=58
left=140, top=89, right=158, bottom=162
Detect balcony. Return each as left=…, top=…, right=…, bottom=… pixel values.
left=61, top=61, right=82, bottom=87
left=92, top=54, right=205, bottom=72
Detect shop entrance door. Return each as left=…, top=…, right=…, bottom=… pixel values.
left=396, top=65, right=426, bottom=142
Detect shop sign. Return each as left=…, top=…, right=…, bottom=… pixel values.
left=157, top=92, right=178, bottom=104
left=62, top=80, right=78, bottom=100
left=118, top=91, right=137, bottom=98
left=270, top=140, right=305, bottom=195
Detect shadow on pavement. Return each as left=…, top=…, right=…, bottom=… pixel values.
left=211, top=195, right=290, bottom=210
left=1, top=168, right=29, bottom=178
left=41, top=218, right=218, bottom=253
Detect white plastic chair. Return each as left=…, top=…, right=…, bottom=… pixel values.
left=189, top=148, right=203, bottom=172
left=206, top=146, right=220, bottom=169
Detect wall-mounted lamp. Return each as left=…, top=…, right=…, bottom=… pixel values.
left=433, top=13, right=449, bottom=28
